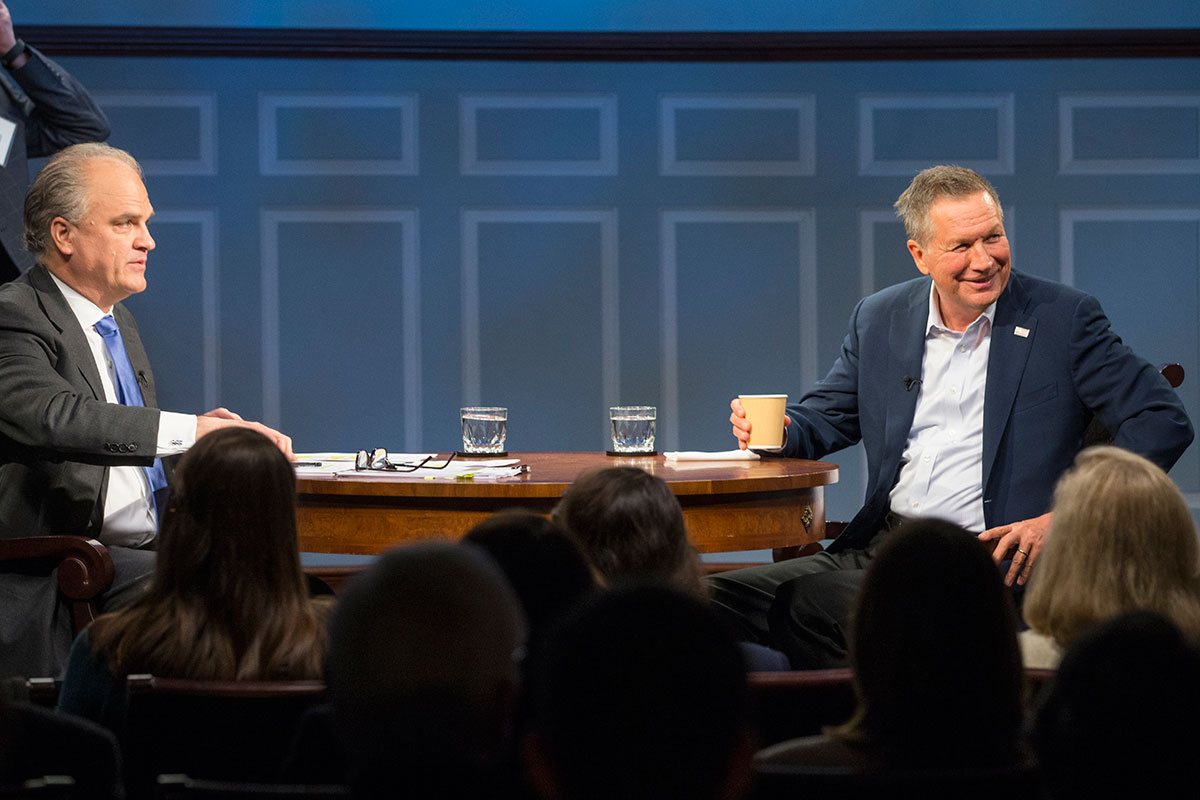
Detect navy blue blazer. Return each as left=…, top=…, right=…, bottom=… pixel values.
left=780, top=270, right=1193, bottom=552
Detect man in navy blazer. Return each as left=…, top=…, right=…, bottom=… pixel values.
left=713, top=166, right=1193, bottom=666
left=0, top=143, right=292, bottom=677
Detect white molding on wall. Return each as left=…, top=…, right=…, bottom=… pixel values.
left=460, top=94, right=618, bottom=176
left=460, top=208, right=620, bottom=442
left=1059, top=94, right=1200, bottom=175
left=259, top=93, right=419, bottom=176
left=92, top=92, right=217, bottom=175
left=858, top=93, right=1015, bottom=176
left=260, top=208, right=421, bottom=445
left=151, top=209, right=220, bottom=408
left=659, top=208, right=817, bottom=450
left=1059, top=207, right=1200, bottom=287
left=659, top=94, right=816, bottom=176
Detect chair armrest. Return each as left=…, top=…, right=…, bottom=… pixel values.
left=0, top=535, right=115, bottom=601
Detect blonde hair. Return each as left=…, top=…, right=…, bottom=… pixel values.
left=1024, top=446, right=1200, bottom=649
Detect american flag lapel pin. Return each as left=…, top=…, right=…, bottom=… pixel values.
left=1015, top=326, right=1030, bottom=338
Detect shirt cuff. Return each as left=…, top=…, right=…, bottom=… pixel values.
left=157, top=412, right=197, bottom=456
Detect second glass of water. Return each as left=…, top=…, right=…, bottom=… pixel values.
left=609, top=406, right=656, bottom=454
left=461, top=407, right=507, bottom=454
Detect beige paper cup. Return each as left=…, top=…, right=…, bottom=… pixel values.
left=738, top=394, right=788, bottom=449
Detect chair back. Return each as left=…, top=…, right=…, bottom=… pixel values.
left=748, top=668, right=856, bottom=747
left=750, top=763, right=1045, bottom=800
left=123, top=676, right=327, bottom=799
left=154, top=774, right=348, bottom=799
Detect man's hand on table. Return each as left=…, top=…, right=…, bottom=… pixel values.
left=196, top=408, right=294, bottom=459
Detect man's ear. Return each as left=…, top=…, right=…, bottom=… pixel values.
left=49, top=217, right=74, bottom=257
left=907, top=239, right=929, bottom=276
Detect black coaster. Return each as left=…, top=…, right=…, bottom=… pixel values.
left=457, top=451, right=509, bottom=458
left=606, top=451, right=658, bottom=457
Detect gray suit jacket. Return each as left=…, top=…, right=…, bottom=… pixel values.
left=0, top=266, right=161, bottom=676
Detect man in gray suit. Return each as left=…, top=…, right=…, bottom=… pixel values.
left=0, top=143, right=292, bottom=676
left=0, top=1, right=110, bottom=283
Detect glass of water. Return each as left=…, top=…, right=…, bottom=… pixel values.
left=609, top=406, right=656, bottom=454
left=461, top=407, right=507, bottom=454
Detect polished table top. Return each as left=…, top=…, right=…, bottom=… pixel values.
left=295, top=451, right=839, bottom=555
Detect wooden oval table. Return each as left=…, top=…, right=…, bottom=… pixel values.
left=296, top=452, right=839, bottom=556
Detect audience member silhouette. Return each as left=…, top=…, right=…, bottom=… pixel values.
left=1032, top=610, right=1200, bottom=798
left=524, top=583, right=754, bottom=800
left=553, top=466, right=789, bottom=670
left=463, top=510, right=597, bottom=661
left=325, top=541, right=526, bottom=799
left=58, top=427, right=330, bottom=731
left=756, top=518, right=1025, bottom=771
left=1021, top=446, right=1200, bottom=668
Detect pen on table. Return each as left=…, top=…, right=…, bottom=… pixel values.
left=293, top=461, right=323, bottom=468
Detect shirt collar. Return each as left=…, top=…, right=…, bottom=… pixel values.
left=925, top=281, right=996, bottom=337
left=48, top=271, right=110, bottom=331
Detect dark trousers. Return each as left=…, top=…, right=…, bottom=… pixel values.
left=707, top=519, right=906, bottom=670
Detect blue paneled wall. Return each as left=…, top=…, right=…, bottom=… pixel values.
left=35, top=52, right=1194, bottom=534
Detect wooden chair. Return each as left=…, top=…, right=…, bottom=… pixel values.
left=748, top=668, right=857, bottom=747
left=750, top=762, right=1046, bottom=800
left=122, top=676, right=327, bottom=800
left=0, top=536, right=114, bottom=634
left=0, top=777, right=78, bottom=799
left=748, top=667, right=1058, bottom=748
left=154, top=774, right=348, bottom=799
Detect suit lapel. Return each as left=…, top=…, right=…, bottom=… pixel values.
left=982, top=271, right=1035, bottom=493
left=28, top=266, right=107, bottom=402
left=882, top=279, right=930, bottom=465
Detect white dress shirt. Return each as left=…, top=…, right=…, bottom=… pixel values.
left=887, top=283, right=995, bottom=533
left=51, top=273, right=196, bottom=547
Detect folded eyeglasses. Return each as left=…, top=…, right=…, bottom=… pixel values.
left=354, top=448, right=456, bottom=473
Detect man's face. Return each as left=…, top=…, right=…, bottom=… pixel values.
left=53, top=158, right=155, bottom=311
left=907, top=191, right=1010, bottom=332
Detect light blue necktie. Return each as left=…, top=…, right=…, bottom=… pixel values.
left=94, top=314, right=169, bottom=522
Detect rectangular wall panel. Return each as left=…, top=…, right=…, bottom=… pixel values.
left=460, top=95, right=618, bottom=176
left=92, top=92, right=216, bottom=175
left=261, top=209, right=421, bottom=450
left=859, top=94, right=1015, bottom=176
left=660, top=94, right=816, bottom=176
left=1059, top=94, right=1200, bottom=174
left=260, top=93, right=418, bottom=175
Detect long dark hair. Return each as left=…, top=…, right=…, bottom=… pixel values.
left=90, top=427, right=326, bottom=679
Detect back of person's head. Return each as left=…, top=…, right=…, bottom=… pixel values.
left=326, top=541, right=525, bottom=794
left=1033, top=610, right=1200, bottom=798
left=524, top=584, right=752, bottom=800
left=1024, top=446, right=1200, bottom=649
left=838, top=518, right=1023, bottom=767
left=463, top=511, right=597, bottom=652
left=90, top=427, right=324, bottom=680
left=552, top=466, right=704, bottom=595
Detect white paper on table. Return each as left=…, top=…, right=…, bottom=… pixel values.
left=663, top=449, right=761, bottom=462
left=333, top=457, right=521, bottom=480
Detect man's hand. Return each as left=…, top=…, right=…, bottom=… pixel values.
left=730, top=397, right=790, bottom=450
left=196, top=409, right=294, bottom=459
left=0, top=3, right=16, bottom=52
left=978, top=511, right=1052, bottom=587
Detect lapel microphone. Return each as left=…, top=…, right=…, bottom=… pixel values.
left=903, top=375, right=922, bottom=392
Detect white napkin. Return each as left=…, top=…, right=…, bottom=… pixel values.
left=663, top=449, right=761, bottom=462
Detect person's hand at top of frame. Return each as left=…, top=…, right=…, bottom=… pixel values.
left=196, top=409, right=295, bottom=460
left=977, top=511, right=1052, bottom=587
left=0, top=3, right=26, bottom=69
left=730, top=397, right=791, bottom=450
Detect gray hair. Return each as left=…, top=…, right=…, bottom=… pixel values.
left=23, top=142, right=143, bottom=260
left=893, top=165, right=1003, bottom=246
